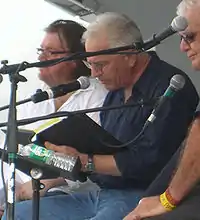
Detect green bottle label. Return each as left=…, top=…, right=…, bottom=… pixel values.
left=29, top=144, right=52, bottom=163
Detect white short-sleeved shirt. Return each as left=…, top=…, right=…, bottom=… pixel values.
left=17, top=77, right=107, bottom=129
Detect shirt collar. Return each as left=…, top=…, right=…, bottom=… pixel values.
left=132, top=51, right=160, bottom=98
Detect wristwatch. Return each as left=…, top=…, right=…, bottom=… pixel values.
left=85, top=154, right=95, bottom=173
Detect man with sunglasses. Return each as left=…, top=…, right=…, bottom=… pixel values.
left=7, top=12, right=199, bottom=220
left=124, top=1, right=200, bottom=219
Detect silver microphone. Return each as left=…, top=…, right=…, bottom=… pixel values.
left=143, top=16, right=188, bottom=50
left=31, top=76, right=90, bottom=103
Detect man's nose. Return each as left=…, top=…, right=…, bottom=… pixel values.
left=38, top=53, right=46, bottom=61
left=90, top=67, right=102, bottom=78
left=180, top=38, right=190, bottom=52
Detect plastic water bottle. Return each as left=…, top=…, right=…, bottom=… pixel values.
left=18, top=144, right=77, bottom=172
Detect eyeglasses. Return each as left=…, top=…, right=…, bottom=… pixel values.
left=82, top=60, right=110, bottom=72
left=37, top=48, right=70, bottom=57
left=180, top=32, right=197, bottom=44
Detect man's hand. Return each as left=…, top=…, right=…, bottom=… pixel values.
left=45, top=141, right=89, bottom=171
left=15, top=180, right=46, bottom=201
left=123, top=196, right=169, bottom=220
left=15, top=178, right=66, bottom=201
left=45, top=141, right=79, bottom=157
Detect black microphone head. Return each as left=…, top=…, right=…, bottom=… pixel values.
left=77, top=76, right=90, bottom=89
left=170, top=74, right=185, bottom=91
left=171, top=16, right=188, bottom=32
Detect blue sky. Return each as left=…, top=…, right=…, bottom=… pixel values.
left=0, top=0, right=87, bottom=121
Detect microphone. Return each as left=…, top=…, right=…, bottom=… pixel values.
left=31, top=76, right=90, bottom=103
left=144, top=74, right=185, bottom=126
left=143, top=16, right=188, bottom=50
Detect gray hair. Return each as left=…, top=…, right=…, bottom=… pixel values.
left=82, top=12, right=143, bottom=48
left=177, top=0, right=200, bottom=16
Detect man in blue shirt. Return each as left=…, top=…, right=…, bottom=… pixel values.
left=9, top=12, right=199, bottom=220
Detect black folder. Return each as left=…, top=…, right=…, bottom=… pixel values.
left=33, top=114, right=123, bottom=155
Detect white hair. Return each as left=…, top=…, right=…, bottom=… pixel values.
left=177, top=0, right=200, bottom=16
left=82, top=12, right=143, bottom=48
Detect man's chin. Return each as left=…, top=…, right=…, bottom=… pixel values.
left=191, top=60, right=200, bottom=71
left=38, top=73, right=48, bottom=82
left=38, top=74, right=50, bottom=86
left=38, top=72, right=44, bottom=80
left=104, top=84, right=116, bottom=91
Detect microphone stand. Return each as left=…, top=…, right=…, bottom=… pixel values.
left=0, top=98, right=32, bottom=112
left=0, top=146, right=83, bottom=220
left=0, top=98, right=157, bottom=128
left=0, top=43, right=142, bottom=75
left=0, top=18, right=184, bottom=76
left=30, top=168, right=44, bottom=220
left=0, top=89, right=46, bottom=112
left=1, top=60, right=28, bottom=220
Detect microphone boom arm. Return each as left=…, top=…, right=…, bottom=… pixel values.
left=0, top=98, right=157, bottom=128
left=0, top=44, right=141, bottom=75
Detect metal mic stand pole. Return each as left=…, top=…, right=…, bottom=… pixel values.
left=1, top=60, right=27, bottom=220
left=30, top=168, right=45, bottom=220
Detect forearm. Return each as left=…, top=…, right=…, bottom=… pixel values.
left=168, top=117, right=200, bottom=201
left=45, top=142, right=121, bottom=176
left=93, top=155, right=121, bottom=175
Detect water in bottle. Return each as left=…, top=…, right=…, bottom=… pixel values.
left=18, top=144, right=77, bottom=172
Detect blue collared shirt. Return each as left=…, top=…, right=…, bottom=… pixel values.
left=89, top=52, right=199, bottom=189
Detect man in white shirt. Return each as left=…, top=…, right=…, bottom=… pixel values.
left=0, top=19, right=107, bottom=209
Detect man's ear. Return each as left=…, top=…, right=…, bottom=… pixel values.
left=125, top=54, right=137, bottom=67
left=66, top=60, right=77, bottom=69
